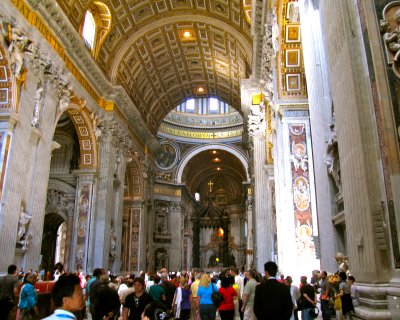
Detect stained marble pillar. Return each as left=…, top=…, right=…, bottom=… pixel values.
left=274, top=112, right=320, bottom=279
left=71, top=170, right=96, bottom=273
left=169, top=202, right=182, bottom=271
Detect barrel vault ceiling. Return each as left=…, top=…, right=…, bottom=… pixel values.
left=182, top=149, right=246, bottom=204
left=56, top=0, right=253, bottom=134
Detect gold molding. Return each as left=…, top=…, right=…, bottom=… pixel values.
left=11, top=0, right=146, bottom=151
left=11, top=0, right=101, bottom=103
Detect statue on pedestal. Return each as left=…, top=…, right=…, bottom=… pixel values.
left=16, top=205, right=32, bottom=247
left=335, top=252, right=350, bottom=275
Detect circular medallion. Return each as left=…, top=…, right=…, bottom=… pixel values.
left=156, top=141, right=179, bottom=170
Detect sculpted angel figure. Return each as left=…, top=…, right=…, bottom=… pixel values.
left=8, top=26, right=30, bottom=78
left=383, top=9, right=400, bottom=62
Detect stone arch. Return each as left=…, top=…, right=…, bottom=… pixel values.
left=41, top=179, right=76, bottom=274
left=54, top=98, right=98, bottom=170
left=175, top=144, right=250, bottom=183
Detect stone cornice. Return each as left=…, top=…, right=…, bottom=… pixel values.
left=274, top=102, right=309, bottom=115
left=11, top=0, right=158, bottom=153
left=251, top=0, right=270, bottom=80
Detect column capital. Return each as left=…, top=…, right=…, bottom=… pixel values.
left=73, top=168, right=97, bottom=181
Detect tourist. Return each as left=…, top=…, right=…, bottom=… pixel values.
left=299, top=276, right=317, bottom=320
left=320, top=271, right=333, bottom=320
left=149, top=275, right=166, bottom=302
left=196, top=273, right=218, bottom=320
left=172, top=277, right=191, bottom=320
left=240, top=269, right=257, bottom=320
left=91, top=274, right=120, bottom=320
left=123, top=277, right=153, bottom=320
left=347, top=275, right=359, bottom=307
left=218, top=274, right=236, bottom=320
left=0, top=264, right=19, bottom=320
left=284, top=276, right=300, bottom=320
left=335, top=272, right=354, bottom=320
left=18, top=273, right=39, bottom=320
left=254, top=261, right=293, bottom=320
left=42, top=273, right=85, bottom=320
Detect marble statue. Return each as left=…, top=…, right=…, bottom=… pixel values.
left=90, top=112, right=103, bottom=139
left=384, top=9, right=400, bottom=62
left=248, top=104, right=265, bottom=135
left=17, top=205, right=32, bottom=243
left=335, top=252, right=350, bottom=274
left=8, top=26, right=30, bottom=78
left=31, top=85, right=44, bottom=128
left=156, top=250, right=167, bottom=268
left=325, top=121, right=342, bottom=192
left=110, top=227, right=117, bottom=259
left=114, top=150, right=121, bottom=178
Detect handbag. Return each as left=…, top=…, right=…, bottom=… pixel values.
left=309, top=306, right=319, bottom=318
left=334, top=296, right=342, bottom=310
left=211, top=284, right=224, bottom=308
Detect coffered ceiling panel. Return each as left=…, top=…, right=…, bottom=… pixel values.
left=56, top=0, right=252, bottom=134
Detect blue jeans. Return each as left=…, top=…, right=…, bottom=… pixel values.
left=199, top=304, right=217, bottom=320
left=301, top=307, right=312, bottom=320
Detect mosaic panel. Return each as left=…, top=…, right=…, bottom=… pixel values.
left=288, top=123, right=316, bottom=259
left=76, top=183, right=92, bottom=270
left=130, top=208, right=141, bottom=271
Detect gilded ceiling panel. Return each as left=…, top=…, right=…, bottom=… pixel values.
left=56, top=0, right=252, bottom=133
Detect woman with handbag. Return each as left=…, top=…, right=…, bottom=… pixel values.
left=196, top=274, right=218, bottom=320
left=218, top=274, right=236, bottom=320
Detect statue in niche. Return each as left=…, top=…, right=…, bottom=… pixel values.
left=383, top=9, right=400, bottom=62
left=335, top=252, right=350, bottom=275
left=114, top=150, right=121, bottom=178
left=17, top=205, right=32, bottom=244
left=156, top=250, right=167, bottom=268
left=110, top=226, right=117, bottom=260
left=31, top=85, right=44, bottom=128
left=325, top=122, right=342, bottom=192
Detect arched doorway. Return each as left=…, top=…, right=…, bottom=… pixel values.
left=180, top=148, right=248, bottom=269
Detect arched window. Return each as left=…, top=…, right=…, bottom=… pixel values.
left=82, top=11, right=96, bottom=50
left=80, top=2, right=111, bottom=58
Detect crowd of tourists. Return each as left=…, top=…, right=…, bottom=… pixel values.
left=0, top=262, right=359, bottom=320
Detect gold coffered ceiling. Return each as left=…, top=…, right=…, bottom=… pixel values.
left=56, top=0, right=252, bottom=134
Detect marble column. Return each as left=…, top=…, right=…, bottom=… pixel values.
left=63, top=196, right=75, bottom=272
left=169, top=201, right=182, bottom=271
left=71, top=169, right=96, bottom=273
left=0, top=115, right=19, bottom=272
left=245, top=192, right=253, bottom=269
left=274, top=112, right=320, bottom=280
left=252, top=130, right=272, bottom=271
